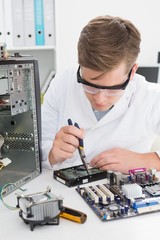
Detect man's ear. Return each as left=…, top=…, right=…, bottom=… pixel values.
left=130, top=63, right=138, bottom=80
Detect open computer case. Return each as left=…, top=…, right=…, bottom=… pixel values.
left=0, top=55, right=41, bottom=196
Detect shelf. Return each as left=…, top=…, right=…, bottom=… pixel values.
left=7, top=45, right=56, bottom=51
left=2, top=0, right=56, bottom=90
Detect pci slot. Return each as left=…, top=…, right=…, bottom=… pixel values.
left=92, top=186, right=107, bottom=203
left=99, top=184, right=114, bottom=201
left=85, top=187, right=99, bottom=203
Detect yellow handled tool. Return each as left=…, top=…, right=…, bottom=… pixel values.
left=60, top=206, right=87, bottom=224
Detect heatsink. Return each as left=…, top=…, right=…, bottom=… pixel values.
left=122, top=183, right=143, bottom=199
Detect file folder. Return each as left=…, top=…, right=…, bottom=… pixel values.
left=34, top=0, right=45, bottom=45
left=24, top=0, right=36, bottom=46
left=3, top=0, right=13, bottom=48
left=43, top=0, right=55, bottom=46
left=0, top=0, right=5, bottom=43
left=12, top=0, right=25, bottom=46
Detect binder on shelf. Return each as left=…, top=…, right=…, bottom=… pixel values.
left=34, top=0, right=45, bottom=46
left=24, top=0, right=36, bottom=46
left=12, top=0, right=24, bottom=46
left=43, top=0, right=55, bottom=46
left=0, top=0, right=5, bottom=43
left=3, top=0, right=13, bottom=48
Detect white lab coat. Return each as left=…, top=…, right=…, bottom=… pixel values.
left=41, top=67, right=160, bottom=170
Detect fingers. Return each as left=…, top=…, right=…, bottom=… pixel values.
left=99, top=163, right=120, bottom=172
left=89, top=148, right=141, bottom=174
left=89, top=150, right=119, bottom=171
left=90, top=155, right=120, bottom=172
left=90, top=152, right=112, bottom=167
left=50, top=145, right=75, bottom=163
left=50, top=125, right=85, bottom=164
left=64, top=125, right=85, bottom=141
left=57, top=125, right=84, bottom=147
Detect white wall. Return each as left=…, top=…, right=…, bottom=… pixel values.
left=55, top=0, right=160, bottom=72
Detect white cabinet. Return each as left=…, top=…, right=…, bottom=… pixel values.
left=1, top=0, right=56, bottom=88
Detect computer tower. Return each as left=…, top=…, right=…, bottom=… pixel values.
left=0, top=57, right=41, bottom=196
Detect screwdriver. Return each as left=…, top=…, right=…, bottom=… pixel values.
left=67, top=119, right=90, bottom=175
left=60, top=206, right=87, bottom=223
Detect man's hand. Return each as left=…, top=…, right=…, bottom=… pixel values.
left=89, top=147, right=160, bottom=174
left=49, top=125, right=85, bottom=165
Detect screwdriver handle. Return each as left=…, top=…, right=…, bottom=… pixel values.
left=60, top=206, right=87, bottom=224
left=67, top=119, right=83, bottom=148
left=74, top=122, right=84, bottom=148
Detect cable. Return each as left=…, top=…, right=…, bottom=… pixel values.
left=0, top=183, right=26, bottom=210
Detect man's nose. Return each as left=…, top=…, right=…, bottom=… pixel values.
left=93, top=90, right=107, bottom=102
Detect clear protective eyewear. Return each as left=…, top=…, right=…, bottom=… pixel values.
left=82, top=85, right=125, bottom=96
left=77, top=66, right=132, bottom=96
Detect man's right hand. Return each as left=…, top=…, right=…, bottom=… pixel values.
left=49, top=125, right=85, bottom=165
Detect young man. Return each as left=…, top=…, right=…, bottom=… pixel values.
left=41, top=15, right=160, bottom=174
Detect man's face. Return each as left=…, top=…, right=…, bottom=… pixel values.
left=80, top=63, right=132, bottom=111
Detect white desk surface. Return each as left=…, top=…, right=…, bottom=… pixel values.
left=1, top=168, right=160, bottom=240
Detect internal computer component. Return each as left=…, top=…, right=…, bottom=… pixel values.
left=76, top=168, right=160, bottom=221
left=0, top=57, right=41, bottom=196
left=17, top=186, right=63, bottom=231
left=53, top=164, right=108, bottom=187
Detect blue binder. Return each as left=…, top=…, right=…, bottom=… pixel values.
left=34, top=0, right=45, bottom=45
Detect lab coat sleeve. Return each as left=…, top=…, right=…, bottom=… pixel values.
left=146, top=83, right=160, bottom=157
left=41, top=67, right=77, bottom=169
left=41, top=79, right=58, bottom=168
left=41, top=68, right=67, bottom=168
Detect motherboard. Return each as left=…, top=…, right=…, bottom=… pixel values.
left=76, top=168, right=160, bottom=221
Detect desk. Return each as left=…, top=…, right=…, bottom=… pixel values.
left=1, top=168, right=160, bottom=240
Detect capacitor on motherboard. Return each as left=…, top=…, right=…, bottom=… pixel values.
left=107, top=170, right=114, bottom=185
left=109, top=204, right=119, bottom=212
left=120, top=206, right=125, bottom=215
left=107, top=196, right=111, bottom=204
left=125, top=205, right=129, bottom=214
left=108, top=204, right=119, bottom=218
left=126, top=198, right=131, bottom=205
left=114, top=194, right=118, bottom=201
left=116, top=197, right=121, bottom=205
left=113, top=211, right=118, bottom=217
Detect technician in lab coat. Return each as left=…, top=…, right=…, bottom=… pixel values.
left=41, top=15, right=160, bottom=174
